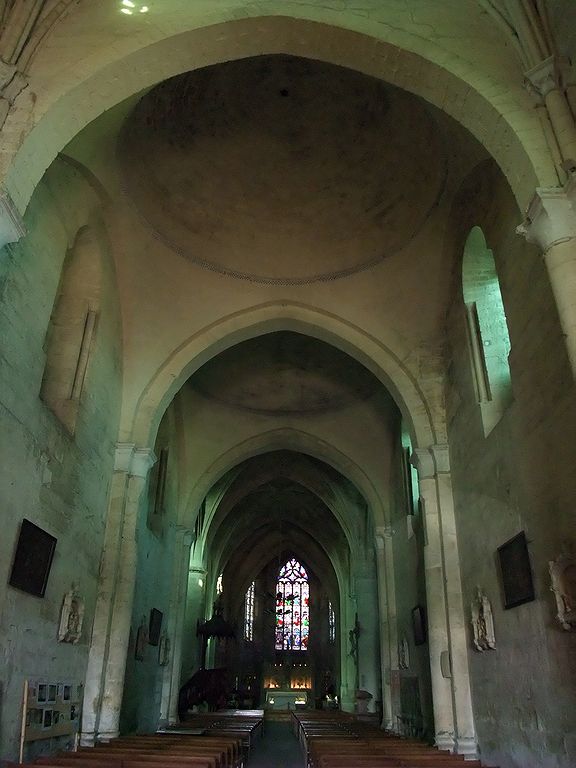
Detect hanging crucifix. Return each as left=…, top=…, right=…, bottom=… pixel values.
left=348, top=613, right=361, bottom=691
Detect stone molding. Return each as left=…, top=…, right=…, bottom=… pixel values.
left=131, top=447, right=157, bottom=478
left=435, top=733, right=455, bottom=752
left=0, top=188, right=25, bottom=249
left=113, top=443, right=156, bottom=477
left=411, top=444, right=450, bottom=479
left=455, top=735, right=478, bottom=759
left=517, top=175, right=576, bottom=252
left=114, top=443, right=135, bottom=472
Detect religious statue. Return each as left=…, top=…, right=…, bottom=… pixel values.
left=398, top=636, right=410, bottom=669
left=550, top=550, right=576, bottom=630
left=57, top=585, right=84, bottom=644
left=470, top=587, right=496, bottom=651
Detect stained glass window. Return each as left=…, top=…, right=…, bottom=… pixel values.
left=275, top=558, right=309, bottom=651
left=216, top=573, right=223, bottom=595
left=328, top=601, right=335, bottom=643
left=244, top=581, right=255, bottom=641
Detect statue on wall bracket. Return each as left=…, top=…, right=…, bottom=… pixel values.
left=549, top=550, right=576, bottom=631
left=57, top=585, right=85, bottom=644
left=471, top=587, right=496, bottom=652
left=398, top=636, right=410, bottom=669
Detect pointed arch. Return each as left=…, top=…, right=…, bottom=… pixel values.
left=128, top=301, right=437, bottom=450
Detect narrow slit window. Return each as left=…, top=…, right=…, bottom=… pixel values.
left=244, top=581, right=255, bottom=641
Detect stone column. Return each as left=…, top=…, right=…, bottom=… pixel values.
left=181, top=563, right=207, bottom=680
left=167, top=529, right=194, bottom=723
left=355, top=562, right=381, bottom=713
left=339, top=585, right=357, bottom=712
left=158, top=526, right=194, bottom=725
left=375, top=526, right=398, bottom=731
left=411, top=446, right=477, bottom=757
left=81, top=444, right=134, bottom=745
left=517, top=175, right=576, bottom=378
left=97, top=446, right=156, bottom=741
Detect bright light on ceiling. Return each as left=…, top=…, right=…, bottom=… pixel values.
left=120, top=0, right=149, bottom=14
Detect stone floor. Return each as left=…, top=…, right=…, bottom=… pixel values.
left=248, top=720, right=302, bottom=767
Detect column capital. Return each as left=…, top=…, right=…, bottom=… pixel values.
left=176, top=526, right=195, bottom=547
left=131, top=447, right=157, bottom=478
left=114, top=443, right=135, bottom=472
left=524, top=55, right=570, bottom=100
left=0, top=189, right=25, bottom=249
left=517, top=176, right=576, bottom=252
left=114, top=443, right=156, bottom=477
left=411, top=444, right=450, bottom=479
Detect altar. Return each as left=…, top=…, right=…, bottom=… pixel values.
left=265, top=689, right=309, bottom=710
left=263, top=661, right=312, bottom=710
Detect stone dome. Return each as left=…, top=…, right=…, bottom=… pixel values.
left=121, top=55, right=446, bottom=284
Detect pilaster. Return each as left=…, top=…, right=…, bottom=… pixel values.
left=82, top=443, right=156, bottom=743
left=374, top=526, right=396, bottom=731
left=165, top=527, right=194, bottom=724
left=410, top=445, right=477, bottom=756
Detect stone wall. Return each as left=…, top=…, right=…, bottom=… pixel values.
left=445, top=160, right=576, bottom=768
left=0, top=159, right=122, bottom=760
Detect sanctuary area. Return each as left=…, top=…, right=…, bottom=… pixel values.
left=0, top=2, right=575, bottom=768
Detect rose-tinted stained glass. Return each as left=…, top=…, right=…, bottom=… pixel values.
left=275, top=558, right=309, bottom=651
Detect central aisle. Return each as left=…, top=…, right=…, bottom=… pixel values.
left=249, top=719, right=302, bottom=767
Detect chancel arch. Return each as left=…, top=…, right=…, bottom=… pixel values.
left=129, top=303, right=438, bottom=450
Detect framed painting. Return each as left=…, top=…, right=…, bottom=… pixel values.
left=497, top=531, right=535, bottom=609
left=149, top=608, right=163, bottom=646
left=9, top=519, right=57, bottom=597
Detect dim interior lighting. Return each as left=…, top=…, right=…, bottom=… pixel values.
left=120, top=0, right=149, bottom=13
left=198, top=578, right=204, bottom=588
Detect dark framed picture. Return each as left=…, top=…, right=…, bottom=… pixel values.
left=412, top=605, right=427, bottom=646
left=9, top=519, right=57, bottom=597
left=497, top=531, right=535, bottom=609
left=149, top=608, right=163, bottom=646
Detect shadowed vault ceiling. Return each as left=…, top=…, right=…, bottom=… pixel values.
left=188, top=331, right=388, bottom=414
left=122, top=54, right=447, bottom=284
